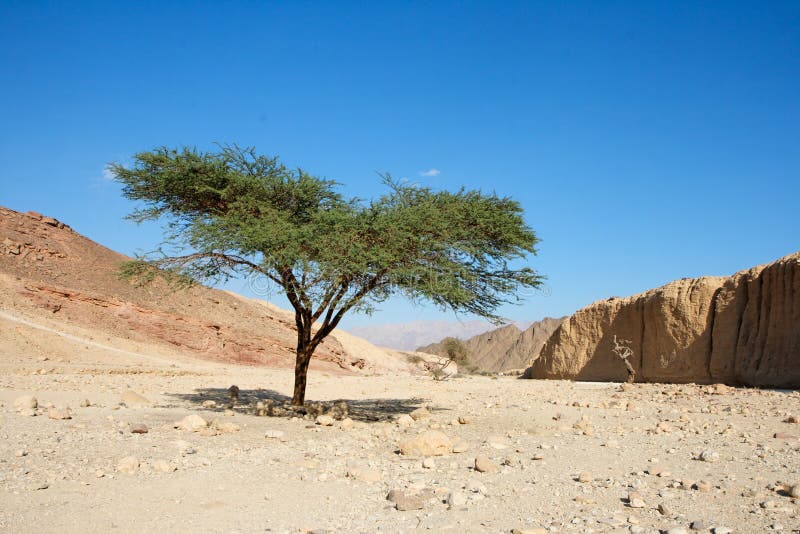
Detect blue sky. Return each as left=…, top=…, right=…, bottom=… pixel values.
left=1, top=1, right=798, bottom=329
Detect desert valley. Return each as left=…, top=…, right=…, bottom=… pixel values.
left=1, top=207, right=799, bottom=534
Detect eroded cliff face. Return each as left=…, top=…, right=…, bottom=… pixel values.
left=526, top=253, right=800, bottom=388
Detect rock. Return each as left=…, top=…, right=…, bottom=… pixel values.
left=409, top=407, right=431, bottom=420
left=346, top=466, right=382, bottom=483
left=523, top=252, right=800, bottom=387
left=116, top=456, right=139, bottom=474
left=387, top=490, right=425, bottom=511
left=788, top=484, right=800, bottom=498
left=511, top=529, right=548, bottom=534
left=658, top=503, right=672, bottom=515
left=773, top=432, right=798, bottom=440
left=396, top=414, right=414, bottom=427
left=665, top=529, right=688, bottom=534
left=698, top=449, right=719, bottom=462
left=712, top=528, right=733, bottom=534
left=130, top=423, right=148, bottom=434
left=446, top=490, right=467, bottom=508
left=629, top=498, right=646, bottom=508
left=457, top=416, right=470, bottom=424
left=690, top=520, right=708, bottom=530
left=48, top=407, right=72, bottom=420
left=264, top=429, right=286, bottom=441
left=174, top=414, right=208, bottom=432
left=339, top=417, right=354, bottom=430
left=422, top=458, right=436, bottom=469
left=474, top=455, right=499, bottom=473
left=201, top=400, right=217, bottom=409
left=695, top=480, right=712, bottom=492
left=316, top=415, right=334, bottom=426
left=399, top=430, right=453, bottom=456
left=14, top=396, right=37, bottom=411
left=577, top=471, right=592, bottom=483
left=80, top=399, right=91, bottom=408
left=212, top=421, right=240, bottom=434
left=120, top=390, right=150, bottom=406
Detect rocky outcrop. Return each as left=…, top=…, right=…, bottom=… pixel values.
left=417, top=318, right=564, bottom=373
left=525, top=253, right=800, bottom=388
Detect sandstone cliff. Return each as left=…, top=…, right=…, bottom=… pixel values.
left=525, top=253, right=800, bottom=388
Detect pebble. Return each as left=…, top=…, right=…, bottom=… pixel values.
left=120, top=390, right=150, bottom=406
left=789, top=484, right=800, bottom=498
left=577, top=471, right=592, bottom=483
left=658, top=503, right=672, bottom=515
left=665, top=528, right=688, bottom=534
left=698, top=449, right=719, bottom=462
left=446, top=490, right=467, bottom=508
left=130, top=423, right=149, bottom=434
left=201, top=400, right=216, bottom=409
left=316, top=415, right=334, bottom=426
left=13, top=395, right=37, bottom=411
left=396, top=414, right=414, bottom=427
left=399, top=430, right=452, bottom=456
left=48, top=407, right=72, bottom=420
left=422, top=458, right=436, bottom=469
left=387, top=489, right=424, bottom=511
left=152, top=460, right=176, bottom=473
left=174, top=414, right=207, bottom=432
left=339, top=417, right=354, bottom=430
left=474, top=455, right=499, bottom=473
left=711, top=528, right=733, bottom=534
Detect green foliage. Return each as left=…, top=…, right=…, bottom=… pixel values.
left=111, top=144, right=544, bottom=387
left=117, top=258, right=195, bottom=289
left=442, top=337, right=469, bottom=365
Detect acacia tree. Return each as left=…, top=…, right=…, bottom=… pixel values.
left=111, top=145, right=543, bottom=405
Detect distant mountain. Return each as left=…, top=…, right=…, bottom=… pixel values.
left=346, top=319, right=528, bottom=350
left=417, top=317, right=565, bottom=373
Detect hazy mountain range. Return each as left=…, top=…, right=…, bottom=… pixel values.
left=346, top=319, right=531, bottom=350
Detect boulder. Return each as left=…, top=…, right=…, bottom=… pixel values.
left=399, top=430, right=453, bottom=456
left=174, top=414, right=208, bottom=432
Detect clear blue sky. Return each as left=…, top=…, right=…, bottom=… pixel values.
left=1, top=1, right=798, bottom=329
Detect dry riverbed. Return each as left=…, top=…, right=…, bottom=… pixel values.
left=1, top=354, right=799, bottom=533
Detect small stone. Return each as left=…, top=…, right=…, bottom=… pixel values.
left=457, top=416, right=470, bottom=424
left=452, top=439, right=470, bottom=453
left=422, top=458, right=436, bottom=469
left=690, top=520, right=707, bottom=530
left=446, top=490, right=467, bottom=508
left=399, top=430, right=452, bottom=456
left=48, top=407, right=72, bottom=420
left=346, top=466, right=382, bottom=483
left=629, top=498, right=646, bottom=508
left=409, top=407, right=431, bottom=421
left=577, top=471, right=592, bottom=483
left=14, top=450, right=27, bottom=457
left=474, top=455, right=499, bottom=473
left=339, top=417, right=354, bottom=430
left=13, top=395, right=37, bottom=411
left=316, top=415, right=334, bottom=426
left=201, top=400, right=217, bottom=409
left=174, top=414, right=207, bottom=431
left=466, top=480, right=487, bottom=494
left=711, top=528, right=733, bottom=534
left=388, top=490, right=424, bottom=511
left=130, top=423, right=148, bottom=434
left=665, top=529, right=688, bottom=534
left=789, top=484, right=800, bottom=498
left=773, top=432, right=798, bottom=440
left=80, top=399, right=91, bottom=408
left=116, top=456, right=139, bottom=474
left=698, top=449, right=719, bottom=462
left=658, top=503, right=672, bottom=515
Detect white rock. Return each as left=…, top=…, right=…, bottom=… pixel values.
left=447, top=490, right=467, bottom=508
left=116, top=456, right=140, bottom=474
left=14, top=396, right=37, bottom=411
left=316, top=415, right=334, bottom=426
left=174, top=414, right=208, bottom=432
left=422, top=458, right=436, bottom=469
left=698, top=449, right=719, bottom=462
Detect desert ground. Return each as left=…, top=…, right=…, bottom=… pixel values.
left=1, top=313, right=799, bottom=534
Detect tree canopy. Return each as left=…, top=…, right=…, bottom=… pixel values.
left=111, top=145, right=543, bottom=404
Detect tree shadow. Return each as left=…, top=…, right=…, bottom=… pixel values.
left=166, top=388, right=430, bottom=423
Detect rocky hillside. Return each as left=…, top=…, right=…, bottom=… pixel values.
left=417, top=318, right=564, bottom=373
left=0, top=207, right=410, bottom=374
left=526, top=252, right=800, bottom=388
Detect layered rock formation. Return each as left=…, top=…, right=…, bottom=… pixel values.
left=526, top=253, right=800, bottom=388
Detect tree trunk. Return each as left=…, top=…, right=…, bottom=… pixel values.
left=292, top=338, right=313, bottom=406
